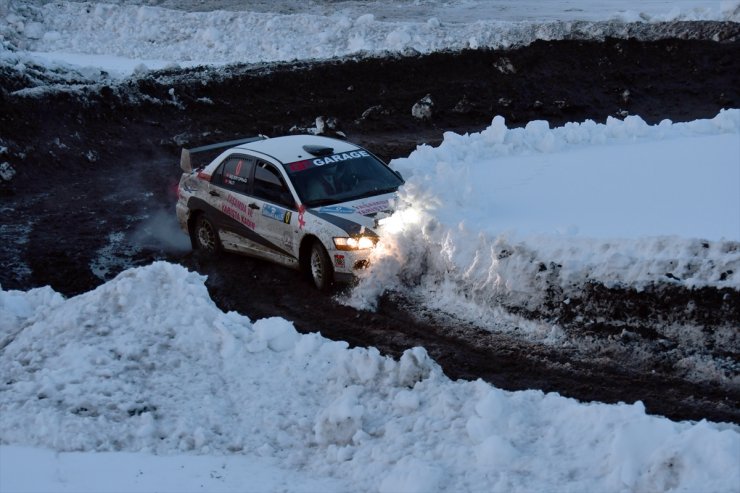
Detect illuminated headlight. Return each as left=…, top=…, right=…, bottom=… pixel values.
left=333, top=236, right=377, bottom=250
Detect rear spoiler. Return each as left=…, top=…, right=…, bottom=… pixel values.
left=180, top=135, right=267, bottom=172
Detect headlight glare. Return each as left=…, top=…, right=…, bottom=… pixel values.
left=334, top=236, right=376, bottom=250
left=357, top=236, right=375, bottom=249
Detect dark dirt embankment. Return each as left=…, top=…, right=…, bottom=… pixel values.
left=1, top=37, right=738, bottom=423
left=2, top=37, right=739, bottom=178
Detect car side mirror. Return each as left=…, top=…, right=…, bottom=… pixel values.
left=393, top=169, right=403, bottom=180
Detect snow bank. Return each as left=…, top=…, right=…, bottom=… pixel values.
left=1, top=262, right=739, bottom=492
left=0, top=284, right=64, bottom=350
left=1, top=1, right=738, bottom=77
left=348, top=110, right=740, bottom=315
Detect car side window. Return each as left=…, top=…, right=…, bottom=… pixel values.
left=253, top=161, right=293, bottom=207
left=212, top=157, right=254, bottom=194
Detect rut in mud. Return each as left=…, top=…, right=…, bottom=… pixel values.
left=1, top=37, right=739, bottom=424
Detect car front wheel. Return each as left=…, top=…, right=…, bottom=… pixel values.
left=309, top=240, right=333, bottom=291
left=194, top=215, right=221, bottom=254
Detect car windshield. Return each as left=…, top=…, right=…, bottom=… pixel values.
left=284, top=151, right=404, bottom=207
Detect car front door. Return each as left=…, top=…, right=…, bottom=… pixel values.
left=248, top=160, right=299, bottom=266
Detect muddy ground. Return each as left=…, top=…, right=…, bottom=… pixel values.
left=1, top=36, right=739, bottom=423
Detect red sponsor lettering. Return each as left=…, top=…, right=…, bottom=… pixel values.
left=227, top=195, right=254, bottom=217
left=289, top=160, right=311, bottom=172
left=221, top=204, right=255, bottom=229
left=227, top=195, right=247, bottom=213
left=240, top=214, right=256, bottom=229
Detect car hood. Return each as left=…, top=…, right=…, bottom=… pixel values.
left=307, top=192, right=398, bottom=236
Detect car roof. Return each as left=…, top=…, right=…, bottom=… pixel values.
left=235, top=135, right=361, bottom=164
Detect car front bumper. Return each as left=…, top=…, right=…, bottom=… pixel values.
left=328, top=248, right=372, bottom=283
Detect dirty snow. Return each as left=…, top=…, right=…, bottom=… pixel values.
left=1, top=0, right=738, bottom=78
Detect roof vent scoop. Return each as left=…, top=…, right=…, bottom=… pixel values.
left=303, top=145, right=334, bottom=157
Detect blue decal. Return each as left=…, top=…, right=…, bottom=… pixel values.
left=317, top=205, right=356, bottom=214
left=262, top=203, right=290, bottom=223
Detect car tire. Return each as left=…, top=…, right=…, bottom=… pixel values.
left=194, top=214, right=221, bottom=254
left=309, top=240, right=333, bottom=291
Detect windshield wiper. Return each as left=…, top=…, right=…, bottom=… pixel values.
left=303, top=198, right=340, bottom=207
left=346, top=187, right=399, bottom=202
left=374, top=186, right=400, bottom=195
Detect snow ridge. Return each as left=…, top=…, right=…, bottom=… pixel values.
left=1, top=262, right=738, bottom=492
left=2, top=2, right=739, bottom=76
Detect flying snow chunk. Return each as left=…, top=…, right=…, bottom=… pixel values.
left=0, top=162, right=16, bottom=181
left=412, top=94, right=434, bottom=120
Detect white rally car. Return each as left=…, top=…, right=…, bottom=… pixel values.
left=176, top=135, right=404, bottom=290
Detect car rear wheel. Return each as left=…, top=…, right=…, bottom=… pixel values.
left=194, top=215, right=221, bottom=254
left=309, top=240, right=333, bottom=291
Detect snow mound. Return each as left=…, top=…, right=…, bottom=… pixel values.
left=0, top=284, right=64, bottom=349
left=1, top=262, right=739, bottom=492
left=0, top=262, right=440, bottom=454
left=348, top=110, right=740, bottom=314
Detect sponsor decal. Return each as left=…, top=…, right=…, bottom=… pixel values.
left=197, top=171, right=211, bottom=181
left=286, top=150, right=370, bottom=172
left=262, top=203, right=291, bottom=223
left=283, top=232, right=293, bottom=249
left=317, top=205, right=356, bottom=214
left=223, top=159, right=249, bottom=184
left=334, top=254, right=345, bottom=268
left=221, top=203, right=255, bottom=230
left=298, top=204, right=306, bottom=229
left=288, top=160, right=311, bottom=172
left=354, top=199, right=389, bottom=216
left=227, top=194, right=254, bottom=217
left=311, top=150, right=369, bottom=166
left=224, top=173, right=248, bottom=184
